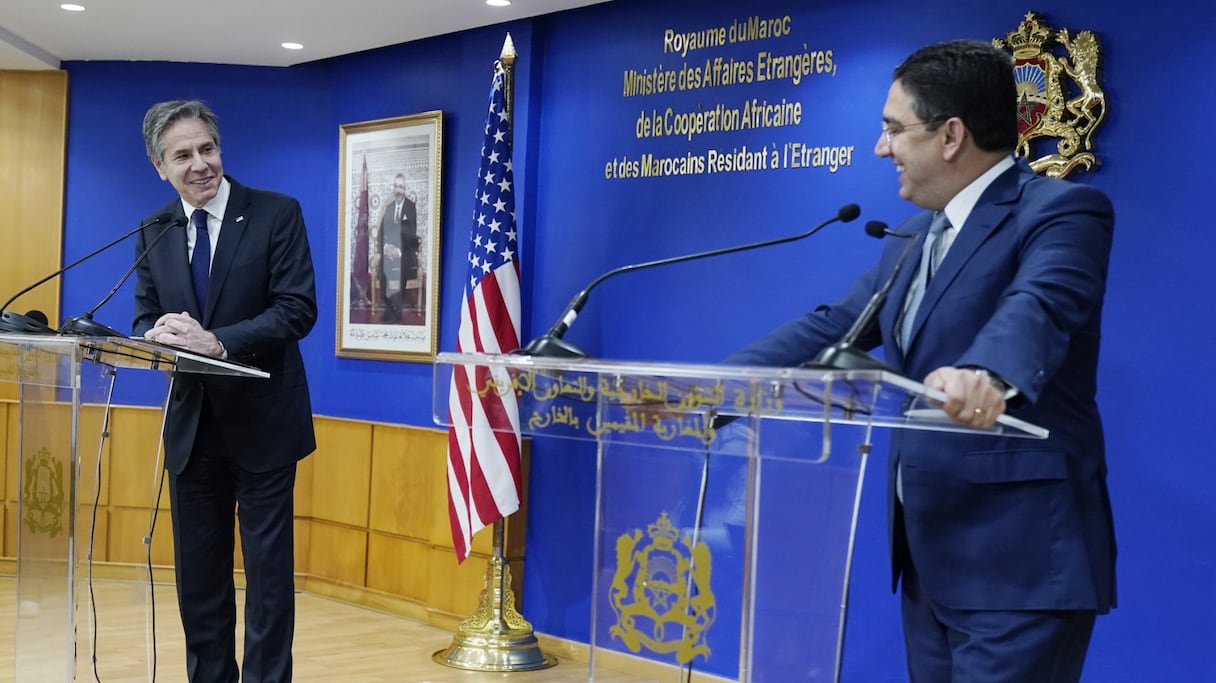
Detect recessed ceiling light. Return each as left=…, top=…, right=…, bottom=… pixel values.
left=60, top=3, right=86, bottom=11
left=486, top=0, right=511, bottom=6
left=281, top=42, right=304, bottom=50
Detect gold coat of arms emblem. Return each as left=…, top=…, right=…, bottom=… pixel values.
left=995, top=11, right=1107, bottom=178
left=22, top=447, right=66, bottom=538
left=609, top=512, right=716, bottom=663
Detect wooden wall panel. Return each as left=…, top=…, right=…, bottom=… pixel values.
left=426, top=545, right=503, bottom=617
left=366, top=533, right=429, bottom=602
left=109, top=507, right=174, bottom=565
left=107, top=407, right=169, bottom=508
left=0, top=71, right=68, bottom=403
left=293, top=518, right=310, bottom=572
left=0, top=70, right=67, bottom=310
left=74, top=404, right=112, bottom=507
left=4, top=406, right=14, bottom=502
left=0, top=408, right=530, bottom=629
left=294, top=440, right=315, bottom=517
left=310, top=417, right=372, bottom=527
left=74, top=505, right=111, bottom=564
left=0, top=403, right=7, bottom=501
left=427, top=439, right=451, bottom=546
left=368, top=424, right=438, bottom=539
left=307, top=521, right=367, bottom=588
left=0, top=403, right=5, bottom=559
left=20, top=402, right=78, bottom=488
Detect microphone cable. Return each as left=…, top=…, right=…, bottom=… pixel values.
left=85, top=366, right=118, bottom=682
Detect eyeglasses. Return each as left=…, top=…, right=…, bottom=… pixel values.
left=881, top=119, right=944, bottom=144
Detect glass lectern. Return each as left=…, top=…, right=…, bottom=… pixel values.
left=433, top=352, right=1044, bottom=683
left=2, top=333, right=266, bottom=681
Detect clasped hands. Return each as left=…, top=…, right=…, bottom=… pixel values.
left=923, top=366, right=1006, bottom=429
left=144, top=312, right=224, bottom=357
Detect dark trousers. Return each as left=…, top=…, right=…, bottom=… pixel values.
left=900, top=562, right=1096, bottom=683
left=169, top=407, right=298, bottom=683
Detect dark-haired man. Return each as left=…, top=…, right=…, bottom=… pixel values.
left=133, top=99, right=317, bottom=683
left=377, top=172, right=418, bottom=321
left=728, top=40, right=1116, bottom=682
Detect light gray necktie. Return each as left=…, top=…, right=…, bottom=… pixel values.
left=898, top=212, right=950, bottom=350
left=896, top=212, right=949, bottom=503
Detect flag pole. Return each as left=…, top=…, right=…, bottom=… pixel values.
left=433, top=34, right=555, bottom=673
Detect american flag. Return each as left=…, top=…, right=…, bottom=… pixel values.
left=445, top=60, right=523, bottom=563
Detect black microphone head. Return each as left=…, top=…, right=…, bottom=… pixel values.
left=865, top=221, right=890, bottom=239
left=149, top=211, right=175, bottom=226
left=25, top=309, right=49, bottom=325
left=837, top=203, right=861, bottom=223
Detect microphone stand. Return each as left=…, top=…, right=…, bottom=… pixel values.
left=61, top=217, right=185, bottom=337
left=519, top=204, right=862, bottom=358
left=0, top=213, right=174, bottom=335
left=808, top=222, right=917, bottom=372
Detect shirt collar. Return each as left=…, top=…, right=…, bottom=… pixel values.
left=181, top=176, right=231, bottom=222
left=942, top=155, right=1015, bottom=231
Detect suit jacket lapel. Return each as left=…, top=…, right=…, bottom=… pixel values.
left=880, top=212, right=934, bottom=363
left=156, top=206, right=201, bottom=318
left=202, top=177, right=250, bottom=327
left=891, top=160, right=1030, bottom=356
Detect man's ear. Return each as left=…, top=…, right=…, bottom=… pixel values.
left=152, top=158, right=169, bottom=181
left=940, top=117, right=968, bottom=162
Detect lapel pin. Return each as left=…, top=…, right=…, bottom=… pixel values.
left=235, top=215, right=245, bottom=223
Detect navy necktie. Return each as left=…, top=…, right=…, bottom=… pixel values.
left=898, top=212, right=950, bottom=349
left=190, top=208, right=211, bottom=313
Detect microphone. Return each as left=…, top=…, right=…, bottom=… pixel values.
left=60, top=215, right=187, bottom=337
left=0, top=212, right=177, bottom=335
left=808, top=220, right=916, bottom=372
left=866, top=221, right=915, bottom=239
left=519, top=203, right=862, bottom=357
left=25, top=310, right=50, bottom=326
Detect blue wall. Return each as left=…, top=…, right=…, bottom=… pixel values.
left=57, top=0, right=1216, bottom=680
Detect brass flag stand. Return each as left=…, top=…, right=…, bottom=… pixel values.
left=432, top=35, right=556, bottom=673
left=432, top=520, right=556, bottom=671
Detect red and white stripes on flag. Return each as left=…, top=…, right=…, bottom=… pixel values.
left=445, top=61, right=523, bottom=563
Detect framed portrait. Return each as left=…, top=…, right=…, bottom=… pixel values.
left=336, top=111, right=443, bottom=361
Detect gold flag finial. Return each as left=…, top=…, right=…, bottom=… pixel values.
left=500, top=33, right=516, bottom=65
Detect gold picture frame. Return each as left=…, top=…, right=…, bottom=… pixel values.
left=336, top=111, right=443, bottom=361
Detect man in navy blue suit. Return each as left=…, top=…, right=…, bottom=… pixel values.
left=728, top=41, right=1116, bottom=682
left=133, top=99, right=317, bottom=683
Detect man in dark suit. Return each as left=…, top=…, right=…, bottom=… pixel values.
left=377, top=172, right=418, bottom=321
left=132, top=99, right=317, bottom=683
left=728, top=41, right=1115, bottom=682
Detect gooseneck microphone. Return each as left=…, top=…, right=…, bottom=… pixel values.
left=61, top=215, right=187, bottom=337
left=0, top=212, right=177, bottom=335
left=809, top=220, right=916, bottom=372
left=519, top=203, right=863, bottom=358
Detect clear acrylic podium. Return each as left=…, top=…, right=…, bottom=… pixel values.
left=433, top=351, right=1045, bottom=683
left=1, top=333, right=267, bottom=682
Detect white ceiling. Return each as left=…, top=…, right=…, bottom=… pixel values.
left=0, top=0, right=610, bottom=70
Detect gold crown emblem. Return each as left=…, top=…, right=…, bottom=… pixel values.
left=1002, top=11, right=1053, bottom=58
left=647, top=511, right=681, bottom=545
